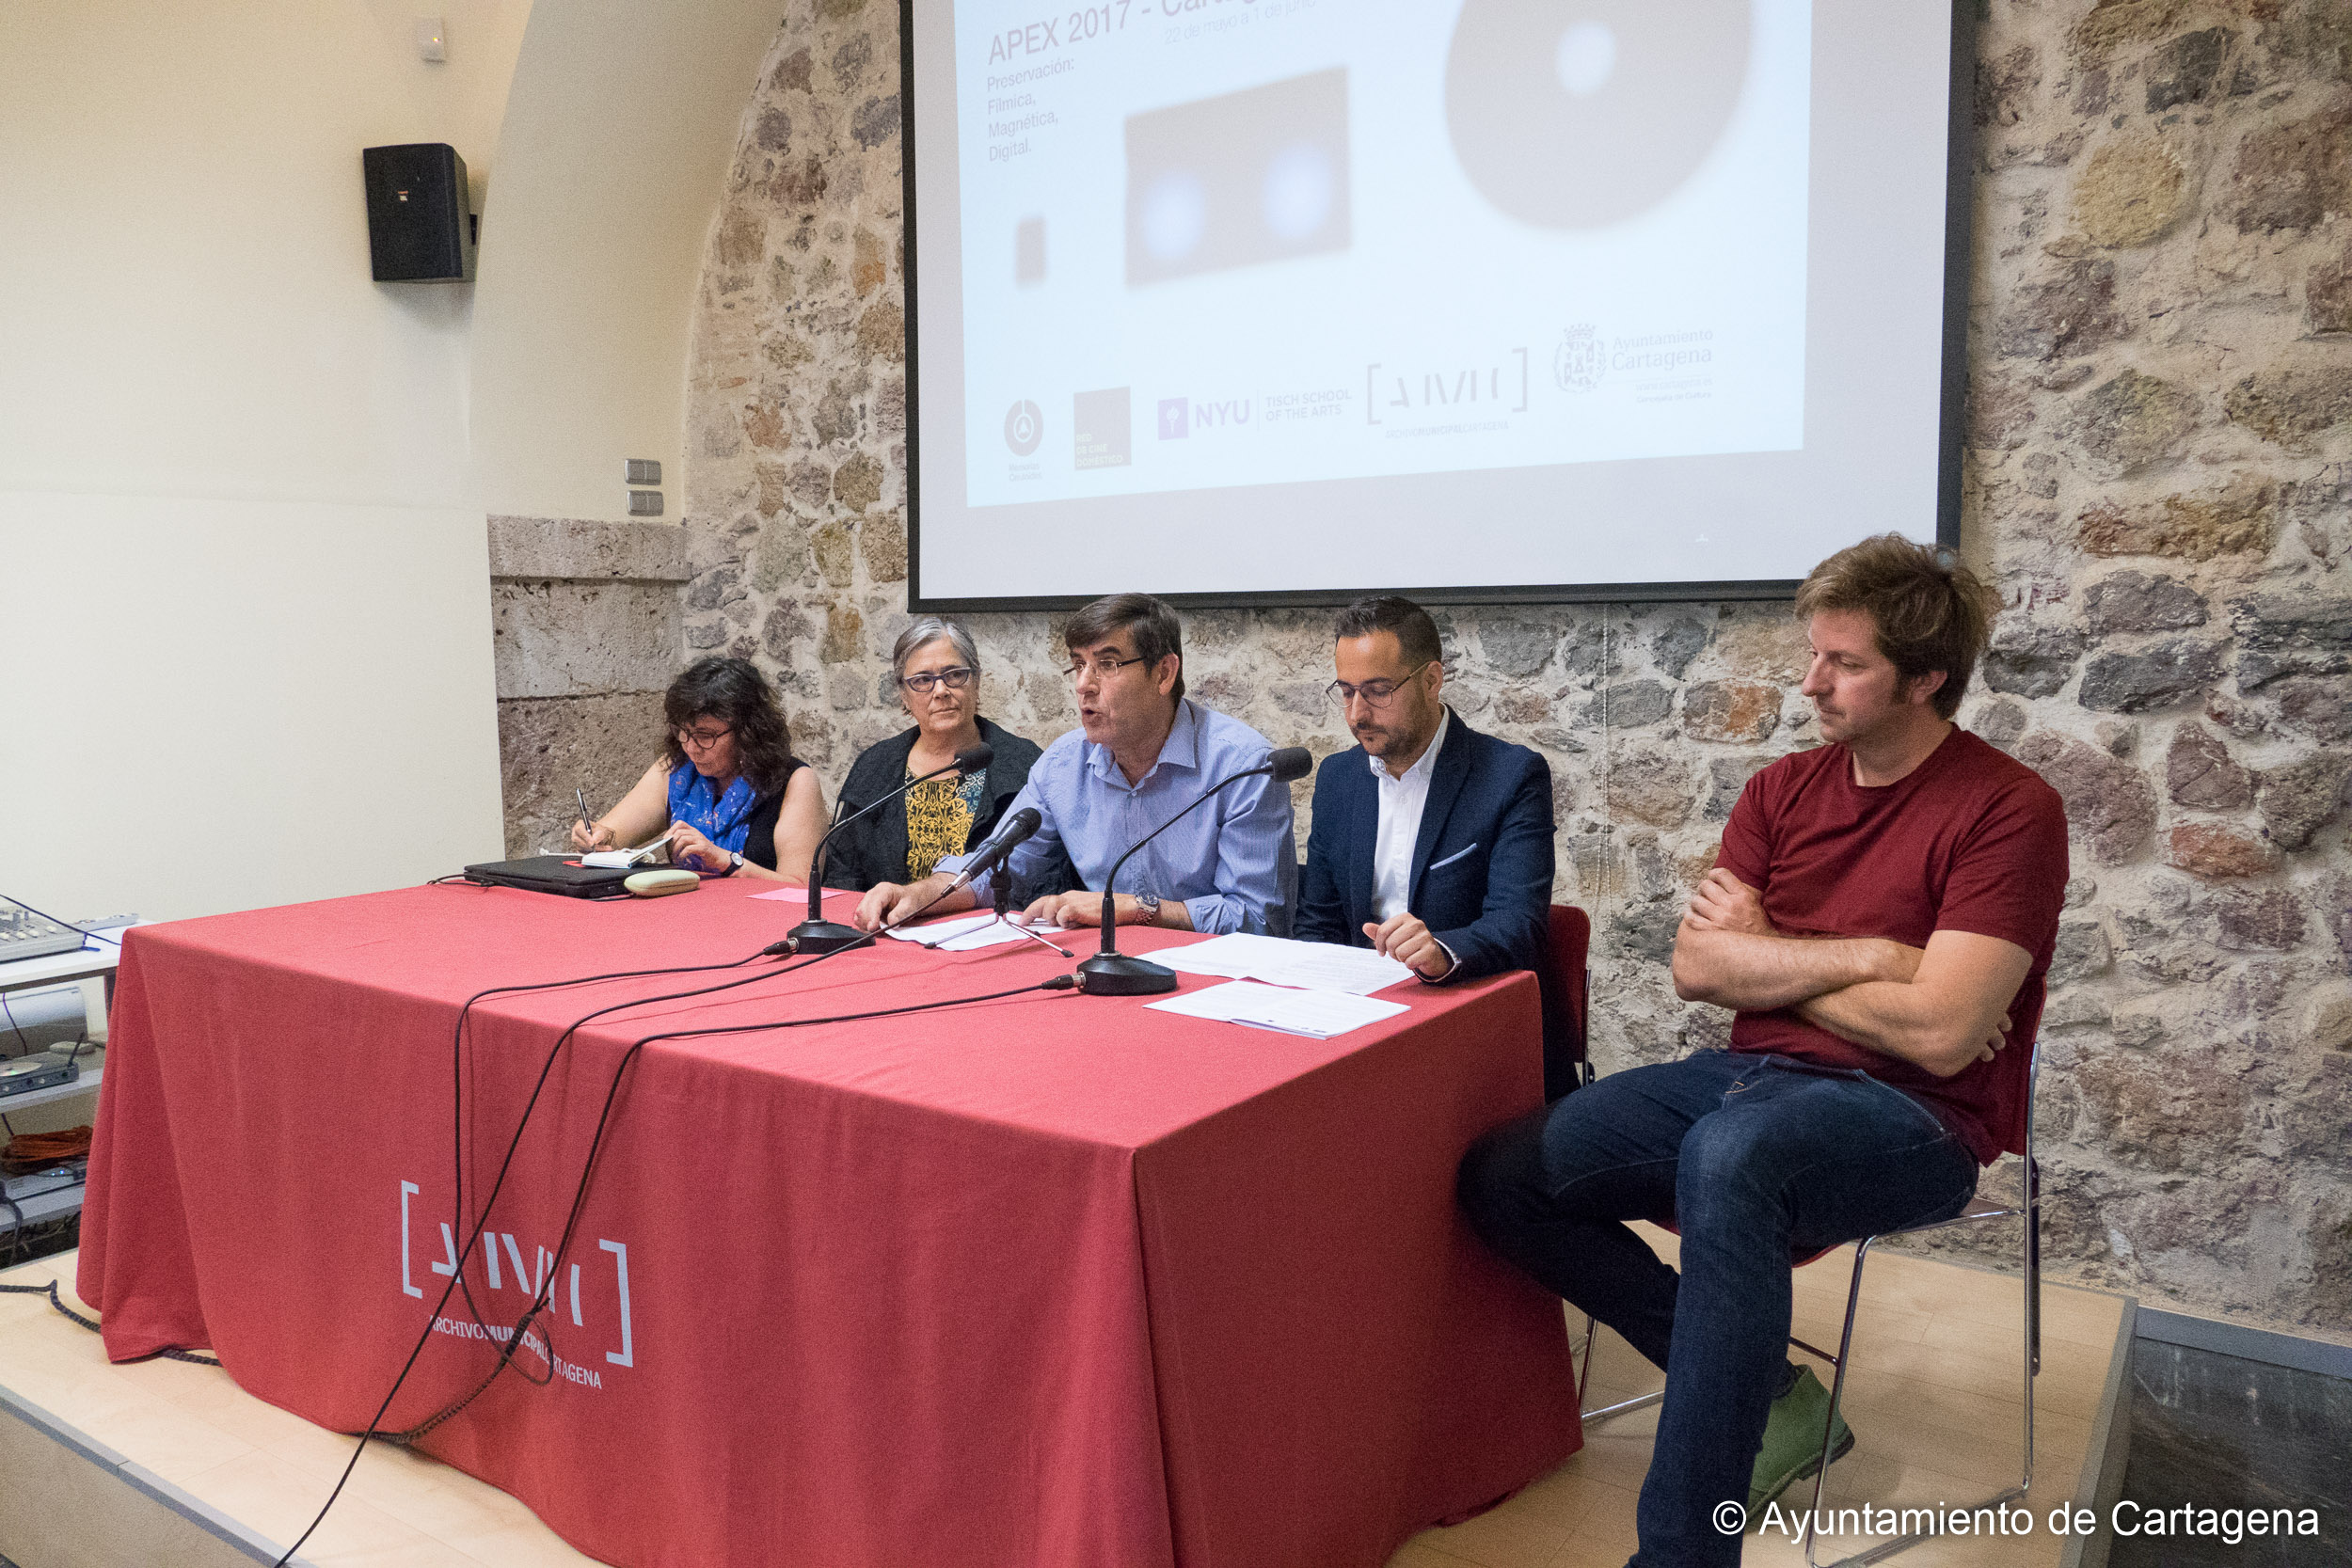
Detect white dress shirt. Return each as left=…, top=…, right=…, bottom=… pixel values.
left=1369, top=707, right=1448, bottom=923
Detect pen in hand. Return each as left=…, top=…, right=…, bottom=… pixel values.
left=573, top=788, right=616, bottom=853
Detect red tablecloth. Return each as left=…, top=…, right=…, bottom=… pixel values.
left=79, top=879, right=1580, bottom=1567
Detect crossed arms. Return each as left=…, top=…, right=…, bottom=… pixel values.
left=1670, top=870, right=2033, bottom=1080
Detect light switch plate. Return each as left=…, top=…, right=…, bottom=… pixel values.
left=628, top=490, right=663, bottom=516
left=625, top=458, right=661, bottom=485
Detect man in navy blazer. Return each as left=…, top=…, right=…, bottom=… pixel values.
left=1295, top=595, right=1555, bottom=989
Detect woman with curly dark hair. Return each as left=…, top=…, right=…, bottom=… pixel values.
left=570, top=657, right=827, bottom=880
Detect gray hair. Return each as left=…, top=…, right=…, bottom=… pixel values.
left=891, top=617, right=980, bottom=680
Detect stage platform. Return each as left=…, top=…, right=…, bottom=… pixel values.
left=0, top=1228, right=2131, bottom=1567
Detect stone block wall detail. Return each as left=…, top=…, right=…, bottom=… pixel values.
left=657, top=0, right=2352, bottom=1336
left=490, top=516, right=695, bottom=858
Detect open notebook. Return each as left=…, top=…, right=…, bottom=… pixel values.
left=580, top=839, right=673, bottom=870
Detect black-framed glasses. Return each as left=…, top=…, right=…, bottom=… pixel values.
left=1064, top=653, right=1149, bottom=684
left=900, top=665, right=977, bottom=695
left=1327, top=662, right=1433, bottom=709
left=675, top=724, right=734, bottom=750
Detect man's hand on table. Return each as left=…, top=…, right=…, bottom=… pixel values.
left=1362, top=913, right=1455, bottom=980
left=852, top=874, right=964, bottom=932
left=1024, top=891, right=1191, bottom=929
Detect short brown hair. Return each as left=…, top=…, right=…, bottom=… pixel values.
left=1332, top=594, right=1442, bottom=669
left=1064, top=593, right=1185, bottom=701
left=1793, top=534, right=1995, bottom=720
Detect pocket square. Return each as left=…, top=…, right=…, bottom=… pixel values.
left=1427, top=843, right=1479, bottom=871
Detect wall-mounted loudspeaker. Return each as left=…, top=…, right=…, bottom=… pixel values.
left=362, top=143, right=476, bottom=282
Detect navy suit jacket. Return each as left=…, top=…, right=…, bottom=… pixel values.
left=1295, top=710, right=1554, bottom=982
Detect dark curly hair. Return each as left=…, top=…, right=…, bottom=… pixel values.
left=661, top=657, right=798, bottom=795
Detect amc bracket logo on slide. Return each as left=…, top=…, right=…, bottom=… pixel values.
left=1004, top=400, right=1043, bottom=455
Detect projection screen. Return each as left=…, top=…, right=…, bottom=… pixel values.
left=903, top=0, right=1973, bottom=609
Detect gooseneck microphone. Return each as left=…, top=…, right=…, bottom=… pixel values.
left=790, top=742, right=993, bottom=954
left=946, top=805, right=1041, bottom=895
left=947, top=806, right=1072, bottom=957
left=1076, top=746, right=1311, bottom=996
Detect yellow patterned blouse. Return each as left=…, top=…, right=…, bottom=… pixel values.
left=904, top=768, right=989, bottom=882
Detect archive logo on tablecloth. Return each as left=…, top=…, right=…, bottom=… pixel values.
left=399, top=1179, right=635, bottom=1390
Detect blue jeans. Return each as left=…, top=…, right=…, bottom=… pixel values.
left=1457, top=1051, right=1979, bottom=1568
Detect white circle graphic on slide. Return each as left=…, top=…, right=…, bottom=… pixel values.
left=1555, top=21, right=1617, bottom=96
left=1004, top=401, right=1042, bottom=456
left=1447, top=0, right=1751, bottom=230
left=1140, top=171, right=1208, bottom=261
left=1262, top=142, right=1336, bottom=242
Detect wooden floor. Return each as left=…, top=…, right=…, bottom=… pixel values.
left=1391, top=1227, right=2129, bottom=1568
left=0, top=1254, right=596, bottom=1567
left=0, top=1228, right=2126, bottom=1568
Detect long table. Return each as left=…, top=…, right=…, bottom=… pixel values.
left=78, top=879, right=1581, bottom=1567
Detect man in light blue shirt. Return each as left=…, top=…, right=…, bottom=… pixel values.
left=851, top=593, right=1297, bottom=936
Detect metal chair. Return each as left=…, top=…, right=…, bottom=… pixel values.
left=1573, top=1048, right=2043, bottom=1564
left=1801, top=1049, right=2042, bottom=1567
left=1577, top=1241, right=1844, bottom=1425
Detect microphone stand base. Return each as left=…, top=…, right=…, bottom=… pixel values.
left=789, top=919, right=866, bottom=956
left=965, top=914, right=1074, bottom=958
left=1075, top=952, right=1179, bottom=995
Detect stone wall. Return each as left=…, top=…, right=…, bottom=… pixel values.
left=489, top=516, right=695, bottom=858
left=661, top=0, right=2352, bottom=1336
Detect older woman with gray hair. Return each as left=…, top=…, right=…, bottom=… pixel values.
left=822, top=618, right=1077, bottom=895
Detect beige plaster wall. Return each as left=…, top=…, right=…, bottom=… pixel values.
left=468, top=0, right=785, bottom=525
left=0, top=0, right=522, bottom=920
left=0, top=0, right=529, bottom=506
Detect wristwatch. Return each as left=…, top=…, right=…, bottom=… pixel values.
left=1132, top=891, right=1162, bottom=926
left=727, top=850, right=744, bottom=875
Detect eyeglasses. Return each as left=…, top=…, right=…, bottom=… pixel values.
left=1063, top=653, right=1149, bottom=684
left=899, top=665, right=977, bottom=695
left=675, top=725, right=734, bottom=751
left=1327, top=662, right=1434, bottom=710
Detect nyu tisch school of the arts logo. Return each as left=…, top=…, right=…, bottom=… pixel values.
left=1553, top=325, right=1605, bottom=392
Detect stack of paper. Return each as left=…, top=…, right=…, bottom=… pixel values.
left=1150, top=933, right=1415, bottom=996
left=1145, top=981, right=1409, bottom=1039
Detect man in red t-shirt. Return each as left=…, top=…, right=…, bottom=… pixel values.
left=1460, top=536, right=2068, bottom=1568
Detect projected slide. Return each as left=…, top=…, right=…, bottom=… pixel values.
left=954, top=0, right=1811, bottom=509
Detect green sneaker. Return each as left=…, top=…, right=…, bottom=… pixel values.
left=1747, top=1365, right=1855, bottom=1512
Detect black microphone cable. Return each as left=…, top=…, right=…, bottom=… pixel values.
left=394, top=973, right=1081, bottom=1452
left=436, top=940, right=859, bottom=1352
left=437, top=941, right=802, bottom=1338
left=271, top=879, right=977, bottom=1567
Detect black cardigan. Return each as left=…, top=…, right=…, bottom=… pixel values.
left=820, top=717, right=1078, bottom=896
